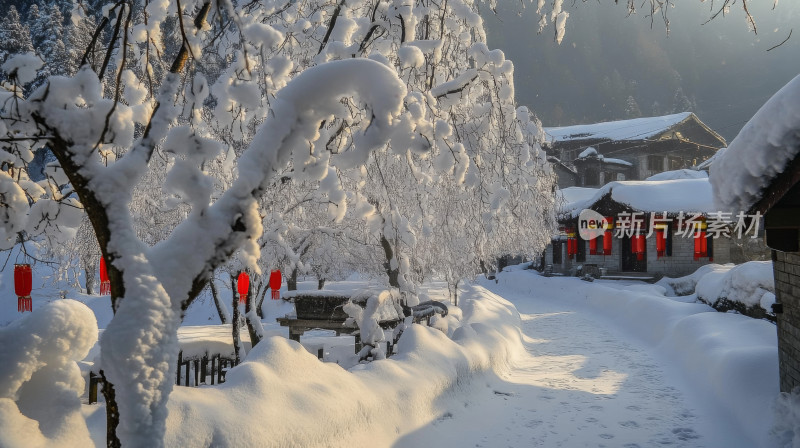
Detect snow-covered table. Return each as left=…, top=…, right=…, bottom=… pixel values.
left=277, top=289, right=447, bottom=354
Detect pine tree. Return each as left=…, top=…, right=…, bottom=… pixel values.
left=66, top=1, right=99, bottom=74
left=625, top=95, right=642, bottom=118
left=0, top=6, right=34, bottom=64
left=671, top=86, right=695, bottom=113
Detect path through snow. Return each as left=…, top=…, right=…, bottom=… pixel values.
left=396, top=278, right=746, bottom=447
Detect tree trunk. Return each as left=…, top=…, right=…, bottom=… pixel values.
left=287, top=268, right=298, bottom=291
left=209, top=280, right=229, bottom=324
left=244, top=279, right=262, bottom=347
left=317, top=277, right=326, bottom=290
left=85, top=266, right=96, bottom=295
left=99, top=370, right=121, bottom=448
left=231, top=276, right=242, bottom=365
left=256, top=281, right=268, bottom=319
left=380, top=234, right=400, bottom=288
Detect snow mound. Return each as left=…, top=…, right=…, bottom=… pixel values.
left=773, top=388, right=800, bottom=447
left=657, top=263, right=734, bottom=296
left=0, top=300, right=98, bottom=448
left=164, top=285, right=524, bottom=447
left=696, top=261, right=775, bottom=314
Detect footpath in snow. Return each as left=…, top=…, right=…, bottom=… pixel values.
left=396, top=269, right=778, bottom=448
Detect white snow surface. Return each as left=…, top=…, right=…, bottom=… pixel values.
left=696, top=261, right=776, bottom=312
left=448, top=270, right=777, bottom=447
left=646, top=169, right=708, bottom=181
left=711, top=74, right=800, bottom=214
left=0, top=300, right=98, bottom=448
left=560, top=178, right=715, bottom=216
left=162, top=284, right=523, bottom=447
left=545, top=112, right=692, bottom=143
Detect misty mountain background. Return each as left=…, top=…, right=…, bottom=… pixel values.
left=481, top=1, right=800, bottom=142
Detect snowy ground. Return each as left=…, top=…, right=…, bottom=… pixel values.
left=398, top=273, right=757, bottom=447
left=2, top=261, right=785, bottom=447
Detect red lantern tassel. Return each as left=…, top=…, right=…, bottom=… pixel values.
left=239, top=293, right=247, bottom=305
left=18, top=296, right=32, bottom=312
left=272, top=290, right=280, bottom=300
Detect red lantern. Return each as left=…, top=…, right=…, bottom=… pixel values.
left=269, top=270, right=282, bottom=300
left=656, top=230, right=666, bottom=258
left=589, top=237, right=598, bottom=255
left=603, top=230, right=613, bottom=255
left=566, top=237, right=576, bottom=259
left=14, top=264, right=32, bottom=313
left=632, top=234, right=646, bottom=261
left=237, top=272, right=249, bottom=305
left=694, top=231, right=708, bottom=260
left=99, top=257, right=111, bottom=296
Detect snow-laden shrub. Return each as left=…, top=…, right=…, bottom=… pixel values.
left=656, top=263, right=733, bottom=296
left=0, top=300, right=98, bottom=448
left=696, top=261, right=776, bottom=320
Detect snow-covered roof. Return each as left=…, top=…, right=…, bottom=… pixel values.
left=646, top=169, right=707, bottom=181
left=574, top=147, right=632, bottom=166
left=711, top=74, right=800, bottom=214
left=603, top=158, right=632, bottom=166
left=559, top=178, right=715, bottom=217
left=544, top=112, right=693, bottom=143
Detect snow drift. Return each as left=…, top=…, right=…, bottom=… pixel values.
left=163, top=285, right=524, bottom=447
left=0, top=300, right=98, bottom=448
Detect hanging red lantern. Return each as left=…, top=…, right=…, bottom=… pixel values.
left=269, top=270, right=282, bottom=300
left=14, top=264, right=32, bottom=313
left=694, top=230, right=708, bottom=260
left=632, top=234, right=646, bottom=261
left=237, top=272, right=249, bottom=305
left=589, top=237, right=598, bottom=255
left=99, top=257, right=111, bottom=296
left=566, top=237, right=577, bottom=259
left=656, top=230, right=666, bottom=258
left=603, top=230, right=613, bottom=255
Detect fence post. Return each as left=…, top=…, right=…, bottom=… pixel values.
left=88, top=372, right=98, bottom=404
left=176, top=351, right=183, bottom=385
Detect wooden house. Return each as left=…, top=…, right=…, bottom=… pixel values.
left=544, top=112, right=727, bottom=187
left=547, top=178, right=733, bottom=278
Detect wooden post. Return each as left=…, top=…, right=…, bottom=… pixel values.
left=201, top=355, right=208, bottom=384
left=354, top=333, right=361, bottom=355
left=317, top=347, right=324, bottom=360
left=184, top=361, right=190, bottom=387
left=176, top=351, right=183, bottom=385
left=89, top=372, right=98, bottom=404
left=210, top=356, right=216, bottom=385
left=193, top=360, right=199, bottom=386
left=217, top=357, right=224, bottom=384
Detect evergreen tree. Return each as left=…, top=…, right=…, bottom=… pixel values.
left=0, top=6, right=34, bottom=64
left=671, top=86, right=695, bottom=113
left=66, top=1, right=99, bottom=74
left=625, top=95, right=642, bottom=118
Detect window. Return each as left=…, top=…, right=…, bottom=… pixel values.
left=669, top=157, right=684, bottom=170
left=584, top=168, right=599, bottom=186
left=617, top=173, right=626, bottom=181
left=648, top=155, right=664, bottom=171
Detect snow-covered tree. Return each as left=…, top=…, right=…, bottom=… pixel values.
left=0, top=0, right=563, bottom=445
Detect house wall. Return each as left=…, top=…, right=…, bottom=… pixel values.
left=545, top=233, right=732, bottom=277
left=774, top=250, right=800, bottom=392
